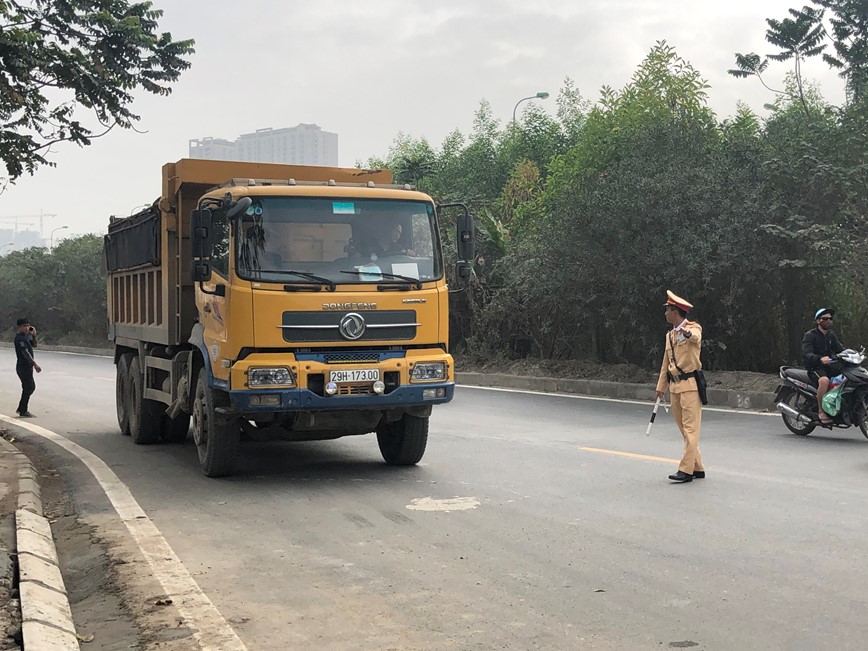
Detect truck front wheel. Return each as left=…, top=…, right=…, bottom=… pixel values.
left=192, top=368, right=239, bottom=477
left=377, top=414, right=429, bottom=465
left=115, top=353, right=133, bottom=436
left=128, top=356, right=162, bottom=444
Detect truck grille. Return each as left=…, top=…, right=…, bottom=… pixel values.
left=323, top=352, right=380, bottom=364
left=338, top=385, right=374, bottom=396
left=281, top=311, right=417, bottom=343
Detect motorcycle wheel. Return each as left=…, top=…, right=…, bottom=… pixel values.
left=857, top=398, right=868, bottom=440
left=781, top=391, right=816, bottom=436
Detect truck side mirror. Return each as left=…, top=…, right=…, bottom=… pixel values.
left=456, top=212, right=475, bottom=279
left=191, top=208, right=214, bottom=260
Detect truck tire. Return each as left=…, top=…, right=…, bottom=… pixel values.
left=116, top=353, right=133, bottom=436
left=161, top=414, right=191, bottom=443
left=377, top=414, right=429, bottom=465
left=128, top=356, right=162, bottom=445
left=192, top=368, right=239, bottom=477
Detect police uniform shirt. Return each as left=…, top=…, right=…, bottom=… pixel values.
left=655, top=321, right=703, bottom=394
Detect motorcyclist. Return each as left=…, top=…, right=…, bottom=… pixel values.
left=801, top=308, right=845, bottom=424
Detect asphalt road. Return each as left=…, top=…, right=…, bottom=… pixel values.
left=2, top=349, right=868, bottom=650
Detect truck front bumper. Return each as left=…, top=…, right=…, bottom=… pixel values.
left=228, top=381, right=454, bottom=413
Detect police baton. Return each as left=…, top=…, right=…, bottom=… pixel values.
left=645, top=396, right=669, bottom=436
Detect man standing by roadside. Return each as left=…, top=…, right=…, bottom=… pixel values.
left=656, top=291, right=705, bottom=483
left=14, top=318, right=41, bottom=418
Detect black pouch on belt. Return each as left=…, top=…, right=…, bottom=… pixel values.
left=694, top=369, right=708, bottom=405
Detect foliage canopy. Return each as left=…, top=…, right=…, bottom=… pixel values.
left=0, top=0, right=194, bottom=181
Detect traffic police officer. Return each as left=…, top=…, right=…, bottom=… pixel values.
left=656, top=291, right=705, bottom=483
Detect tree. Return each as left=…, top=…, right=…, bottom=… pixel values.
left=730, top=1, right=868, bottom=105
left=0, top=234, right=107, bottom=344
left=0, top=1, right=194, bottom=181
left=815, top=0, right=868, bottom=102
left=730, top=7, right=825, bottom=115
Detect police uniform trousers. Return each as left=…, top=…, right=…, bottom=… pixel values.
left=670, top=389, right=704, bottom=475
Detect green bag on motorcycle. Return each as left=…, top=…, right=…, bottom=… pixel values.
left=821, top=385, right=844, bottom=417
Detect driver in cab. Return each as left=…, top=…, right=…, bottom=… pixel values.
left=366, top=219, right=415, bottom=259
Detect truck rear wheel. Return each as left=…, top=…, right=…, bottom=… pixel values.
left=161, top=414, right=191, bottom=443
left=377, top=414, right=429, bottom=465
left=116, top=353, right=133, bottom=436
left=128, top=356, right=163, bottom=444
left=192, top=368, right=239, bottom=477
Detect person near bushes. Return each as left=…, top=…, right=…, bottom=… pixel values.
left=655, top=291, right=705, bottom=483
left=13, top=318, right=41, bottom=418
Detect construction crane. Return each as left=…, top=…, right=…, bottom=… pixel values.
left=0, top=212, right=58, bottom=238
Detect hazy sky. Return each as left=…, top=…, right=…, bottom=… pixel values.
left=0, top=0, right=845, bottom=241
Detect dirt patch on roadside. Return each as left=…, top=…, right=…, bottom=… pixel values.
left=0, top=433, right=22, bottom=651
left=13, top=437, right=140, bottom=649
left=457, top=358, right=780, bottom=394
left=11, top=437, right=195, bottom=650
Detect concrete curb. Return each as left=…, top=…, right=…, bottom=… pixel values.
left=0, top=437, right=79, bottom=649
left=456, top=372, right=777, bottom=411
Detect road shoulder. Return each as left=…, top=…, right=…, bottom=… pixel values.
left=0, top=432, right=77, bottom=650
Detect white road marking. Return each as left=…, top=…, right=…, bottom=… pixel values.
left=44, top=372, right=113, bottom=382
left=36, top=350, right=112, bottom=358
left=406, top=496, right=480, bottom=512
left=0, top=414, right=247, bottom=651
left=6, top=349, right=778, bottom=417
left=459, top=384, right=779, bottom=417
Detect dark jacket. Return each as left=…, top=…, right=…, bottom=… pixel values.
left=802, top=328, right=844, bottom=371
left=14, top=332, right=36, bottom=367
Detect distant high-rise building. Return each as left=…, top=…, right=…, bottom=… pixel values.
left=189, top=124, right=338, bottom=166
left=188, top=137, right=237, bottom=161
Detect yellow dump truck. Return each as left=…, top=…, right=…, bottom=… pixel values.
left=104, top=159, right=474, bottom=476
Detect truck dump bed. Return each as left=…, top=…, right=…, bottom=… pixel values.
left=105, top=159, right=391, bottom=346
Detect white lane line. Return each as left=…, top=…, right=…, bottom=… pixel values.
left=458, top=384, right=779, bottom=417
left=43, top=372, right=113, bottom=382
left=0, top=414, right=247, bottom=651
left=406, top=496, right=480, bottom=512
left=4, top=349, right=779, bottom=418
left=35, top=350, right=112, bottom=358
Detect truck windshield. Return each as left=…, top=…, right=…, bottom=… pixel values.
left=235, top=197, right=442, bottom=284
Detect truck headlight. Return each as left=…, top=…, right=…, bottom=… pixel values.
left=248, top=367, right=295, bottom=387
left=410, top=362, right=446, bottom=382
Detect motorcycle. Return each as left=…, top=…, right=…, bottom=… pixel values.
left=775, top=348, right=868, bottom=438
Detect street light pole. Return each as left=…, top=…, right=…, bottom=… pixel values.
left=50, top=225, right=68, bottom=251
left=512, top=91, right=550, bottom=125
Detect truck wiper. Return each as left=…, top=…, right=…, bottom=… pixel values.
left=339, top=269, right=422, bottom=290
left=256, top=269, right=336, bottom=291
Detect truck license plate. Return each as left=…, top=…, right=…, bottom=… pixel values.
left=330, top=369, right=380, bottom=383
